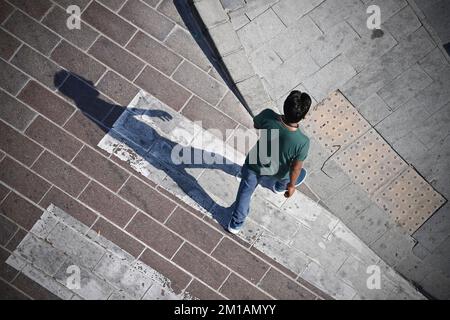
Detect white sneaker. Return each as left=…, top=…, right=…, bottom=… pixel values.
left=227, top=221, right=240, bottom=234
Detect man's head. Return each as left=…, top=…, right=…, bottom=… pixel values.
left=283, top=91, right=312, bottom=123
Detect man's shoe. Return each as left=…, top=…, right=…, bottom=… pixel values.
left=227, top=221, right=240, bottom=235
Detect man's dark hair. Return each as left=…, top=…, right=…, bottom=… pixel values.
left=283, top=91, right=312, bottom=123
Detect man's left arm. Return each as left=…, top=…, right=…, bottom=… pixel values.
left=285, top=160, right=303, bottom=198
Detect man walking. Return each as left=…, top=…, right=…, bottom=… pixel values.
left=228, top=91, right=312, bottom=234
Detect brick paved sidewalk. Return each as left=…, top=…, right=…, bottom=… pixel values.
left=0, top=0, right=330, bottom=300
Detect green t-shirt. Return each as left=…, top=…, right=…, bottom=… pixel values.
left=245, top=109, right=310, bottom=180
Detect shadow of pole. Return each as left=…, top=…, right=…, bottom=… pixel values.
left=173, top=0, right=255, bottom=118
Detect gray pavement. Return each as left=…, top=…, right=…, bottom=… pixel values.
left=193, top=0, right=450, bottom=299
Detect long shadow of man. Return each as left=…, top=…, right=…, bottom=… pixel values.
left=54, top=70, right=240, bottom=228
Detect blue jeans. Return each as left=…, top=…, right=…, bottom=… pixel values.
left=229, top=166, right=306, bottom=230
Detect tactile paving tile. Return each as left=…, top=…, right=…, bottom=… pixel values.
left=374, top=168, right=446, bottom=234
left=334, top=129, right=408, bottom=195
left=303, top=90, right=371, bottom=151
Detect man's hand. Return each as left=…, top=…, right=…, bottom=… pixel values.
left=284, top=183, right=296, bottom=198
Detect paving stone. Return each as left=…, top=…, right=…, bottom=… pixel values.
left=182, top=96, right=237, bottom=138
left=371, top=226, right=416, bottom=266
left=186, top=279, right=225, bottom=300
left=413, top=203, right=450, bottom=252
left=0, top=113, right=43, bottom=167
left=260, top=268, right=316, bottom=300
left=78, top=181, right=136, bottom=227
left=415, top=101, right=450, bottom=149
left=141, top=282, right=185, bottom=300
left=253, top=232, right=311, bottom=275
left=423, top=236, right=450, bottom=278
left=119, top=0, right=174, bottom=41
left=291, top=223, right=349, bottom=273
left=418, top=47, right=449, bottom=81
left=119, top=176, right=176, bottom=222
left=164, top=26, right=210, bottom=71
left=272, top=0, right=323, bottom=26
left=5, top=228, right=27, bottom=251
left=212, top=237, right=269, bottom=284
left=172, top=242, right=230, bottom=289
left=126, top=211, right=182, bottom=258
left=356, top=93, right=392, bottom=125
left=269, top=15, right=322, bottom=61
left=0, top=215, right=17, bottom=246
left=378, top=64, right=433, bottom=110
left=375, top=97, right=426, bottom=144
left=306, top=160, right=352, bottom=201
left=72, top=146, right=129, bottom=192
left=309, top=0, right=365, bottom=31
left=112, top=110, right=157, bottom=150
left=337, top=255, right=396, bottom=299
left=157, top=0, right=186, bottom=27
left=303, top=55, right=357, bottom=101
left=418, top=270, right=450, bottom=299
left=249, top=195, right=299, bottom=242
left=4, top=11, right=59, bottom=56
left=51, top=41, right=106, bottom=84
left=93, top=253, right=152, bottom=299
left=0, top=58, right=29, bottom=95
left=91, top=218, right=143, bottom=259
left=63, top=111, right=109, bottom=151
left=13, top=233, right=66, bottom=276
left=97, top=0, right=126, bottom=11
left=8, top=0, right=52, bottom=20
left=18, top=80, right=74, bottom=125
left=384, top=5, right=421, bottom=41
left=82, top=1, right=136, bottom=46
left=196, top=169, right=239, bottom=208
left=166, top=207, right=222, bottom=253
left=25, top=115, right=83, bottom=161
left=220, top=273, right=271, bottom=300
left=307, top=22, right=358, bottom=67
left=0, top=157, right=51, bottom=203
left=301, top=261, right=356, bottom=299
left=218, top=91, right=254, bottom=129
left=237, top=8, right=285, bottom=53
left=419, top=0, right=450, bottom=44
left=412, top=74, right=450, bottom=116
left=135, top=66, right=191, bottom=111
left=47, top=203, right=92, bottom=235
left=195, top=0, right=228, bottom=27
left=173, top=61, right=227, bottom=106
left=248, top=45, right=282, bottom=80
left=243, top=0, right=278, bottom=20
left=127, top=31, right=182, bottom=76
left=32, top=151, right=89, bottom=197
left=0, top=247, right=21, bottom=281
left=54, top=259, right=114, bottom=300
left=139, top=248, right=192, bottom=294
left=0, top=0, right=14, bottom=23
left=282, top=193, right=339, bottom=239
left=264, top=49, right=320, bottom=100
left=12, top=269, right=61, bottom=300
left=229, top=10, right=250, bottom=30
left=42, top=6, right=98, bottom=51
left=96, top=71, right=139, bottom=107
left=28, top=210, right=58, bottom=240
left=395, top=253, right=433, bottom=284
left=47, top=223, right=105, bottom=270
left=11, top=45, right=62, bottom=90
left=348, top=204, right=396, bottom=245
left=342, top=27, right=435, bottom=105
left=53, top=0, right=91, bottom=10
left=223, top=49, right=255, bottom=82
left=236, top=75, right=271, bottom=108
left=209, top=21, right=242, bottom=56
left=323, top=183, right=373, bottom=224
left=0, top=280, right=29, bottom=299
left=344, top=30, right=398, bottom=73
left=0, top=28, right=21, bottom=60
left=89, top=36, right=144, bottom=81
